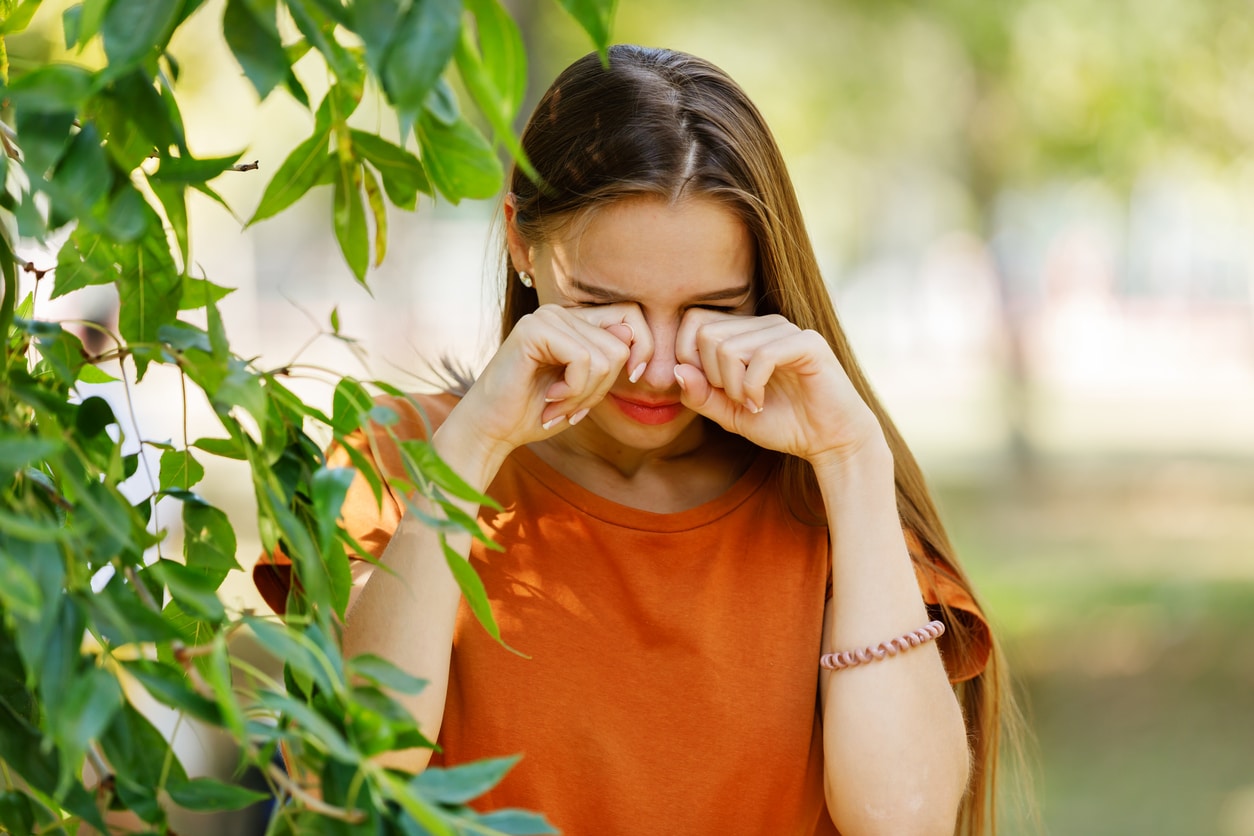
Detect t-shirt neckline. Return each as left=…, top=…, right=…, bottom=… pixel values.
left=506, top=443, right=775, bottom=533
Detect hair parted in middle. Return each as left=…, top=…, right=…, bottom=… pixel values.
left=497, top=44, right=1012, bottom=835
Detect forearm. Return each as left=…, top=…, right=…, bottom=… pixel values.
left=341, top=413, right=509, bottom=772
left=815, top=438, right=969, bottom=834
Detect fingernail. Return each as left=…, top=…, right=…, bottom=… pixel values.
left=629, top=362, right=646, bottom=383
left=568, top=408, right=590, bottom=426
left=746, top=399, right=761, bottom=414
left=673, top=367, right=686, bottom=390
left=544, top=396, right=563, bottom=403
left=542, top=415, right=567, bottom=431
left=622, top=323, right=635, bottom=342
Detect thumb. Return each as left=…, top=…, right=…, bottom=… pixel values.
left=674, top=364, right=735, bottom=428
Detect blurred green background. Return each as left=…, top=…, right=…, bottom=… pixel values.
left=10, top=0, right=1254, bottom=833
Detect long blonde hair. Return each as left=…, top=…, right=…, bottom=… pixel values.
left=501, top=45, right=1016, bottom=834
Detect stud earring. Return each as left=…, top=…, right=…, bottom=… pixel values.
left=519, top=271, right=534, bottom=288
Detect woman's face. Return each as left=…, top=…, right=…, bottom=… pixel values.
left=515, top=195, right=758, bottom=457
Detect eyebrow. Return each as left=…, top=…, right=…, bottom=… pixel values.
left=568, top=278, right=753, bottom=303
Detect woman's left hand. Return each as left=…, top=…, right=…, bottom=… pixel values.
left=673, top=310, right=885, bottom=468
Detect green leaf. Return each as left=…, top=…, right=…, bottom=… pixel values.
left=34, top=325, right=87, bottom=384
left=0, top=548, right=43, bottom=622
left=65, top=0, right=109, bottom=50
left=401, top=438, right=500, bottom=509
left=99, top=181, right=151, bottom=241
left=380, top=0, right=462, bottom=112
left=416, top=109, right=502, bottom=202
left=115, top=229, right=183, bottom=379
left=53, top=226, right=119, bottom=298
left=312, top=466, right=355, bottom=551
left=200, top=633, right=245, bottom=737
left=13, top=109, right=75, bottom=177
left=262, top=483, right=329, bottom=606
left=76, top=363, right=119, bottom=383
left=553, top=0, right=615, bottom=56
left=409, top=754, right=520, bottom=805
left=0, top=435, right=61, bottom=476
left=74, top=394, right=116, bottom=437
left=333, top=159, right=368, bottom=283
left=191, top=435, right=246, bottom=460
left=150, top=558, right=225, bottom=622
left=424, top=76, right=460, bottom=126
left=0, top=683, right=108, bottom=831
left=152, top=152, right=243, bottom=183
left=337, top=438, right=385, bottom=510
left=212, top=358, right=267, bottom=436
left=223, top=0, right=289, bottom=100
left=3, top=64, right=96, bottom=112
left=152, top=180, right=190, bottom=266
left=124, top=659, right=223, bottom=725
left=462, top=0, right=526, bottom=119
left=101, top=0, right=182, bottom=74
left=348, top=653, right=427, bottom=696
left=244, top=617, right=339, bottom=696
left=361, top=162, right=388, bottom=266
left=474, top=809, right=560, bottom=835
left=183, top=499, right=241, bottom=577
left=248, top=126, right=331, bottom=224
left=454, top=20, right=534, bottom=181
left=159, top=448, right=205, bottom=490
left=178, top=276, right=234, bottom=310
left=51, top=665, right=124, bottom=783
left=0, top=0, right=45, bottom=35
left=353, top=0, right=400, bottom=77
left=87, top=575, right=184, bottom=645
left=167, top=777, right=268, bottom=811
left=159, top=321, right=212, bottom=352
left=285, top=0, right=361, bottom=93
left=100, top=698, right=189, bottom=806
left=48, top=122, right=111, bottom=216
left=440, top=537, right=505, bottom=643
left=0, top=791, right=37, bottom=836
left=254, top=690, right=358, bottom=763
left=350, top=130, right=430, bottom=210
left=330, top=377, right=373, bottom=434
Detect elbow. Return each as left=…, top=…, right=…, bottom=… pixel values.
left=824, top=716, right=971, bottom=836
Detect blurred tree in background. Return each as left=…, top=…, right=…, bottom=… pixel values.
left=0, top=0, right=611, bottom=832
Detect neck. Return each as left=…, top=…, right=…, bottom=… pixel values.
left=528, top=420, right=758, bottom=513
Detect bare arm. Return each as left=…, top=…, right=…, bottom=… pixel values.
left=670, top=312, right=970, bottom=833
left=340, top=413, right=509, bottom=772
left=339, top=304, right=641, bottom=772
left=814, top=439, right=969, bottom=835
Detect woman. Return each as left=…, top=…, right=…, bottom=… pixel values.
left=257, top=45, right=1005, bottom=835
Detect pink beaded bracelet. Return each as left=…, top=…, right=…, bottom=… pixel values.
left=820, top=620, right=946, bottom=671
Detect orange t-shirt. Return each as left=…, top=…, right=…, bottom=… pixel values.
left=254, top=393, right=990, bottom=835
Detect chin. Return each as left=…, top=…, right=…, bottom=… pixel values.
left=586, top=405, right=702, bottom=451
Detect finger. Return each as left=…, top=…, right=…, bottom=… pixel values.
left=715, top=320, right=800, bottom=410
left=673, top=363, right=738, bottom=432
left=538, top=316, right=632, bottom=420
left=568, top=303, right=653, bottom=384
left=740, top=328, right=833, bottom=411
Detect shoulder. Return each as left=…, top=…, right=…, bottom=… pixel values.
left=370, top=391, right=462, bottom=442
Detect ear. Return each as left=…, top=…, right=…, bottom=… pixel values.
left=504, top=193, right=534, bottom=274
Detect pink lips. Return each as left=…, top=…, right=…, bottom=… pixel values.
left=609, top=394, right=685, bottom=425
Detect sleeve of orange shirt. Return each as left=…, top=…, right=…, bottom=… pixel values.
left=252, top=393, right=458, bottom=616
left=904, top=529, right=992, bottom=683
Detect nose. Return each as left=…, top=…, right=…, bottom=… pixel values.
left=638, top=315, right=680, bottom=392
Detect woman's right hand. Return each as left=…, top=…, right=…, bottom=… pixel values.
left=447, top=302, right=651, bottom=457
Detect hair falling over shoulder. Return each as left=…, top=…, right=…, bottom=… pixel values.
left=498, top=44, right=1029, bottom=834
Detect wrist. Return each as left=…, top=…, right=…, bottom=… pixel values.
left=806, top=429, right=894, bottom=487
left=430, top=411, right=512, bottom=492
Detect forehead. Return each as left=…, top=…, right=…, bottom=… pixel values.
left=546, top=195, right=756, bottom=300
